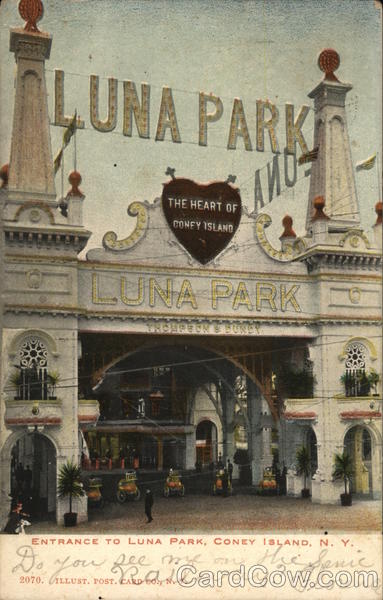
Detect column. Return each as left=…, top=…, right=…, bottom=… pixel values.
left=247, top=377, right=262, bottom=485
left=156, top=437, right=163, bottom=471
left=185, top=432, right=196, bottom=470
left=222, top=375, right=236, bottom=463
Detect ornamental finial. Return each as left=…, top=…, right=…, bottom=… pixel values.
left=318, top=48, right=340, bottom=82
left=18, top=0, right=44, bottom=33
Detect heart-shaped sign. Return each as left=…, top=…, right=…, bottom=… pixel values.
left=162, top=178, right=241, bottom=264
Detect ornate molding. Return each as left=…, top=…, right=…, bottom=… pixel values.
left=340, top=411, right=381, bottom=420
left=26, top=268, right=43, bottom=289
left=8, top=328, right=59, bottom=359
left=255, top=214, right=306, bottom=262
left=5, top=228, right=90, bottom=252
left=14, top=201, right=55, bottom=224
left=103, top=202, right=148, bottom=251
left=302, top=251, right=381, bottom=273
left=338, top=336, right=378, bottom=362
left=339, top=229, right=371, bottom=250
left=283, top=411, right=317, bottom=420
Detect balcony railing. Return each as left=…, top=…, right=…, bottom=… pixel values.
left=341, top=369, right=370, bottom=397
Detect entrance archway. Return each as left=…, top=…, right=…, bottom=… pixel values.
left=196, top=419, right=217, bottom=466
left=306, top=427, right=318, bottom=474
left=344, top=426, right=372, bottom=495
left=11, top=433, right=56, bottom=518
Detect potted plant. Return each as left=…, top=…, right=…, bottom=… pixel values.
left=340, top=371, right=370, bottom=397
left=332, top=451, right=353, bottom=506
left=367, top=369, right=380, bottom=396
left=57, top=460, right=85, bottom=526
left=358, top=371, right=370, bottom=396
left=296, top=445, right=311, bottom=498
left=47, top=371, right=60, bottom=399
left=277, top=366, right=315, bottom=398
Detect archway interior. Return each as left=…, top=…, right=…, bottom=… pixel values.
left=196, top=420, right=218, bottom=466
left=306, top=427, right=318, bottom=473
left=79, top=333, right=314, bottom=476
left=81, top=340, right=260, bottom=472
left=344, top=426, right=372, bottom=495
left=11, top=433, right=56, bottom=518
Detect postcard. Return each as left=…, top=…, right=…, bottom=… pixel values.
left=0, top=1, right=381, bottom=599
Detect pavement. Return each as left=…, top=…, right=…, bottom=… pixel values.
left=28, top=493, right=381, bottom=535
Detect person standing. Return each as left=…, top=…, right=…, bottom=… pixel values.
left=227, top=459, right=233, bottom=485
left=145, top=488, right=153, bottom=523
left=217, top=453, right=224, bottom=469
left=222, top=468, right=228, bottom=497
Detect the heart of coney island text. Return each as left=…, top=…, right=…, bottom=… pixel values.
left=162, top=179, right=241, bottom=265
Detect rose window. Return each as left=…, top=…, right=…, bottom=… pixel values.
left=19, top=338, right=48, bottom=368
left=345, top=343, right=366, bottom=370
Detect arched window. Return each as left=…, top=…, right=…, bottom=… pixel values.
left=343, top=341, right=369, bottom=397
left=18, top=337, right=48, bottom=400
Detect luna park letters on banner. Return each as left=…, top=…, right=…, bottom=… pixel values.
left=54, top=70, right=312, bottom=212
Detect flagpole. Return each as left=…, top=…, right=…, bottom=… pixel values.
left=376, top=151, right=381, bottom=201
left=61, top=150, right=64, bottom=200
left=74, top=110, right=77, bottom=171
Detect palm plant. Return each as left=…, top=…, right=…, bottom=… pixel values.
left=296, top=445, right=311, bottom=494
left=57, top=460, right=84, bottom=520
left=9, top=369, right=22, bottom=399
left=47, top=370, right=60, bottom=398
left=367, top=369, right=380, bottom=395
left=332, top=451, right=353, bottom=496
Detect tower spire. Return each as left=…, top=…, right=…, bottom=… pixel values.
left=306, top=49, right=360, bottom=232
left=8, top=0, right=56, bottom=203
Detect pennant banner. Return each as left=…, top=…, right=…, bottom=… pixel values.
left=63, top=111, right=77, bottom=148
left=53, top=111, right=77, bottom=174
left=356, top=153, right=376, bottom=171
left=53, top=148, right=63, bottom=174
left=298, top=146, right=318, bottom=165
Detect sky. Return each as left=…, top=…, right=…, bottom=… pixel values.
left=0, top=0, right=381, bottom=254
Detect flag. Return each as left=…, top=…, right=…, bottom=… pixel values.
left=53, top=111, right=77, bottom=174
left=356, top=153, right=376, bottom=171
left=63, top=111, right=77, bottom=148
left=298, top=146, right=319, bottom=165
left=53, top=148, right=63, bottom=174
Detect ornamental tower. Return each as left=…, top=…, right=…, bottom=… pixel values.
left=8, top=0, right=56, bottom=203
left=0, top=0, right=92, bottom=528
left=305, top=49, right=360, bottom=232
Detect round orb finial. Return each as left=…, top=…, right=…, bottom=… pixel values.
left=18, top=0, right=44, bottom=33
left=313, top=196, right=325, bottom=210
left=312, top=195, right=330, bottom=221
left=68, top=170, right=83, bottom=196
left=0, top=163, right=9, bottom=187
left=318, top=48, right=340, bottom=81
left=280, top=215, right=296, bottom=238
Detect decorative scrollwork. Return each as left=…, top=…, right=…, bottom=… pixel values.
left=345, top=342, right=366, bottom=370
left=103, top=202, right=148, bottom=251
left=255, top=214, right=306, bottom=262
